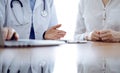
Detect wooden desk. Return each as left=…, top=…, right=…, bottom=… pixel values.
left=0, top=42, right=120, bottom=73
left=77, top=42, right=120, bottom=73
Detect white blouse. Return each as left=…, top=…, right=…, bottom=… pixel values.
left=74, top=0, right=120, bottom=41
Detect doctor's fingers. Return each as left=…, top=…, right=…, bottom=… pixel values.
left=53, top=34, right=65, bottom=40
left=49, top=34, right=62, bottom=40
left=7, top=28, right=19, bottom=40
left=57, top=30, right=66, bottom=36
left=53, top=30, right=66, bottom=38
left=51, top=24, right=62, bottom=29
left=55, top=35, right=63, bottom=39
left=2, top=28, right=9, bottom=40
left=13, top=32, right=19, bottom=40
left=6, top=27, right=15, bottom=40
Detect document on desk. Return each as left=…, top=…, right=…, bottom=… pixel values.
left=60, top=40, right=88, bottom=44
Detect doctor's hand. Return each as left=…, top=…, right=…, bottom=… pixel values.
left=99, top=30, right=120, bottom=42
left=44, top=24, right=66, bottom=40
left=86, top=30, right=100, bottom=41
left=2, top=27, right=19, bottom=40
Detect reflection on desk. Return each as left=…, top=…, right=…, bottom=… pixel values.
left=0, top=47, right=55, bottom=73
left=0, top=42, right=120, bottom=73
left=77, top=42, right=120, bottom=73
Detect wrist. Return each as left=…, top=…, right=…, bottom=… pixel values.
left=84, top=32, right=92, bottom=41
left=43, top=31, right=46, bottom=40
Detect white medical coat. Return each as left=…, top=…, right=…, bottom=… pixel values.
left=0, top=0, right=58, bottom=39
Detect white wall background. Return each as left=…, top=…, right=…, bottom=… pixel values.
left=54, top=0, right=79, bottom=40
left=53, top=0, right=79, bottom=73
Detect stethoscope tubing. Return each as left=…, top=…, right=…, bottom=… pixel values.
left=43, top=0, right=46, bottom=10
left=10, top=0, right=47, bottom=16
left=10, top=0, right=23, bottom=8
left=10, top=0, right=46, bottom=11
left=10, top=0, right=47, bottom=25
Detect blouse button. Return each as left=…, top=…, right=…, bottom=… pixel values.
left=103, top=8, right=106, bottom=10
left=103, top=18, right=106, bottom=20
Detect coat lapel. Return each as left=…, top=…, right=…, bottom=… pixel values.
left=34, top=0, right=42, bottom=10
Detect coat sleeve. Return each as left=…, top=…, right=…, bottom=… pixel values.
left=48, top=0, right=58, bottom=28
left=0, top=0, right=5, bottom=27
left=74, top=0, right=87, bottom=41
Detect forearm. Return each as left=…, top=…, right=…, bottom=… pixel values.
left=74, top=32, right=88, bottom=41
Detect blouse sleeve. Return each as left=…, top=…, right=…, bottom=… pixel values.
left=74, top=0, right=87, bottom=41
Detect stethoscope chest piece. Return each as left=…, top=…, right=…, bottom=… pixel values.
left=41, top=10, right=47, bottom=17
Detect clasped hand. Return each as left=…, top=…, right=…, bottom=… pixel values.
left=86, top=30, right=120, bottom=42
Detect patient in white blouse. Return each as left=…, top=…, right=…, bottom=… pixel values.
left=74, top=0, right=120, bottom=42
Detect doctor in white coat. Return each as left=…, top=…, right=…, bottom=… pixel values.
left=0, top=0, right=66, bottom=40
left=0, top=0, right=19, bottom=40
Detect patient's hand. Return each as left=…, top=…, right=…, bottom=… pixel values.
left=2, top=27, right=19, bottom=40
left=86, top=30, right=100, bottom=41
left=99, top=30, right=120, bottom=42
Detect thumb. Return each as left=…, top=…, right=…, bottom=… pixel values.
left=14, top=32, right=19, bottom=40
left=51, top=24, right=61, bottom=29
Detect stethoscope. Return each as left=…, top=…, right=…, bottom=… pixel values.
left=10, top=0, right=48, bottom=17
